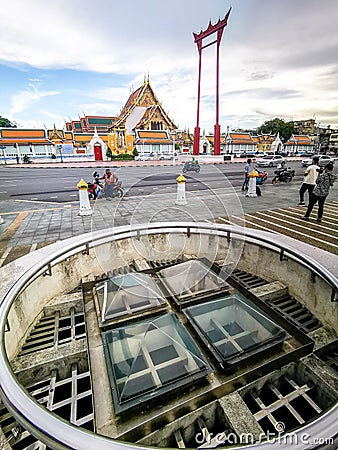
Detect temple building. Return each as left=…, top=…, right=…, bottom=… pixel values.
left=284, top=134, right=314, bottom=154
left=108, top=77, right=177, bottom=157
left=0, top=78, right=178, bottom=162
left=65, top=116, right=117, bottom=134
left=223, top=131, right=256, bottom=154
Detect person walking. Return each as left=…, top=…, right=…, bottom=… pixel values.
left=242, top=158, right=252, bottom=191
left=301, top=163, right=335, bottom=223
left=298, top=156, right=319, bottom=206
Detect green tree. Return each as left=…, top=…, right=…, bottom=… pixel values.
left=106, top=148, right=113, bottom=160
left=0, top=116, right=17, bottom=128
left=257, top=118, right=294, bottom=142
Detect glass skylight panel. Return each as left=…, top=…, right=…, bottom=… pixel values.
left=184, top=295, right=286, bottom=366
left=95, top=273, right=166, bottom=322
left=102, top=313, right=211, bottom=412
left=158, top=260, right=228, bottom=300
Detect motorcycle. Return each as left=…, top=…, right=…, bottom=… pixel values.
left=182, top=161, right=201, bottom=173
left=88, top=171, right=104, bottom=200
left=256, top=170, right=268, bottom=185
left=103, top=180, right=124, bottom=199
left=271, top=167, right=295, bottom=184
left=87, top=182, right=101, bottom=200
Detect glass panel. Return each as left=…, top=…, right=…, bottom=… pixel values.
left=102, top=313, right=211, bottom=409
left=184, top=295, right=286, bottom=363
left=158, top=260, right=228, bottom=299
left=96, top=273, right=166, bottom=322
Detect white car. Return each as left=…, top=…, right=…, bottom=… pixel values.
left=301, top=154, right=333, bottom=168
left=158, top=154, right=174, bottom=160
left=256, top=155, right=285, bottom=167
left=134, top=154, right=155, bottom=161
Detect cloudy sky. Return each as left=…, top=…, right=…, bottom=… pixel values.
left=1, top=0, right=338, bottom=133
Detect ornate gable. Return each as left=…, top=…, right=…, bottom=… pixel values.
left=48, top=125, right=64, bottom=142
left=112, top=79, right=177, bottom=131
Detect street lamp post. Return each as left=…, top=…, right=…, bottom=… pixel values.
left=142, top=139, right=147, bottom=159
left=57, top=145, right=64, bottom=163
left=0, top=145, right=7, bottom=165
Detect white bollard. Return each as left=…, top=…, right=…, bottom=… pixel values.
left=246, top=171, right=258, bottom=197
left=0, top=216, right=4, bottom=225
left=175, top=174, right=187, bottom=205
left=77, top=179, right=93, bottom=216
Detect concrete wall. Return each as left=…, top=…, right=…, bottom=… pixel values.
left=1, top=229, right=337, bottom=363
left=237, top=241, right=337, bottom=330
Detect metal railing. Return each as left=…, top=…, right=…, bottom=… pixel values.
left=0, top=222, right=337, bottom=450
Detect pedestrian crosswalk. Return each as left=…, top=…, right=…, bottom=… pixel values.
left=215, top=201, right=338, bottom=255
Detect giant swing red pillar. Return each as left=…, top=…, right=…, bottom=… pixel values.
left=193, top=8, right=231, bottom=156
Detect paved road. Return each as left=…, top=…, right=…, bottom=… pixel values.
left=0, top=162, right=305, bottom=203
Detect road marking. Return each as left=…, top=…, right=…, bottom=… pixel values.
left=31, top=198, right=39, bottom=200
left=69, top=194, right=77, bottom=197
left=50, top=196, right=58, bottom=198
left=0, top=247, right=12, bottom=267
left=30, top=243, right=38, bottom=252
left=0, top=191, right=7, bottom=193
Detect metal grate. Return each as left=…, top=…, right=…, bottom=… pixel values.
left=107, top=264, right=136, bottom=278
left=0, top=364, right=93, bottom=449
left=231, top=269, right=269, bottom=290
left=19, top=309, right=86, bottom=356
left=243, top=375, right=323, bottom=434
left=26, top=363, right=94, bottom=431
left=1, top=409, right=53, bottom=449
left=315, top=341, right=338, bottom=373
left=266, top=295, right=321, bottom=333
left=19, top=315, right=56, bottom=355
left=137, top=401, right=234, bottom=449
left=149, top=257, right=184, bottom=269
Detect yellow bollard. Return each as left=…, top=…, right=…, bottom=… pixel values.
left=175, top=174, right=187, bottom=205
left=246, top=169, right=258, bottom=198
left=77, top=179, right=93, bottom=216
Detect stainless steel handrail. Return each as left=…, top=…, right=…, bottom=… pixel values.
left=0, top=222, right=337, bottom=449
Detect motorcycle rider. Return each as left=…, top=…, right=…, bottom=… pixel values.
left=88, top=171, right=103, bottom=200
left=102, top=168, right=119, bottom=199
left=183, top=156, right=200, bottom=172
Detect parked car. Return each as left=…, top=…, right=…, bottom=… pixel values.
left=240, top=152, right=256, bottom=158
left=135, top=153, right=155, bottom=161
left=301, top=154, right=333, bottom=167
left=158, top=154, right=174, bottom=160
left=256, top=155, right=285, bottom=167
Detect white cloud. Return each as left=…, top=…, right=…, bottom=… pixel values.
left=10, top=84, right=60, bottom=116
left=1, top=0, right=338, bottom=130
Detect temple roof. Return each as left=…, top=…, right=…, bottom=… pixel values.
left=225, top=132, right=254, bottom=144
left=0, top=128, right=53, bottom=145
left=135, top=129, right=172, bottom=144
left=285, top=134, right=313, bottom=146
left=112, top=79, right=177, bottom=131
